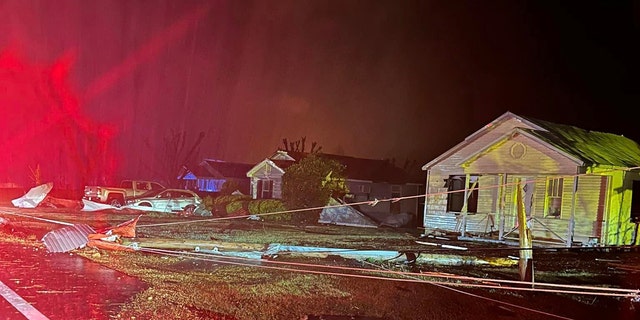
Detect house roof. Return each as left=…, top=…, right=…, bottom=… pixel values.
left=275, top=151, right=424, bottom=184
left=421, top=111, right=543, bottom=170
left=520, top=118, right=640, bottom=168
left=183, top=159, right=255, bottom=179
left=423, top=111, right=640, bottom=170
left=203, top=159, right=255, bottom=178
left=246, top=158, right=286, bottom=177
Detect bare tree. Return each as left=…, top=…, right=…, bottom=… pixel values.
left=281, top=136, right=322, bottom=153
left=145, top=129, right=205, bottom=188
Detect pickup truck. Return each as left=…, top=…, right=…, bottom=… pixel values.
left=83, top=180, right=165, bottom=207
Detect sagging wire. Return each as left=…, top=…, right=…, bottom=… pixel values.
left=2, top=208, right=637, bottom=300
left=108, top=242, right=640, bottom=299
left=4, top=209, right=637, bottom=301
left=0, top=210, right=74, bottom=226
left=361, top=260, right=574, bottom=320
left=2, top=167, right=639, bottom=302
left=137, top=165, right=640, bottom=228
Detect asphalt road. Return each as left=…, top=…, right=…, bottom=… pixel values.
left=0, top=242, right=146, bottom=320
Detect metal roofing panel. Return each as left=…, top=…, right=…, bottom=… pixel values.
left=41, top=224, right=96, bottom=253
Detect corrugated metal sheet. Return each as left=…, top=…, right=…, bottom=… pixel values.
left=319, top=198, right=378, bottom=228
left=41, top=224, right=95, bottom=253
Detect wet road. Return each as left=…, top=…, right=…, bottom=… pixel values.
left=0, top=243, right=146, bottom=320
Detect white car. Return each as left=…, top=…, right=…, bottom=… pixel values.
left=127, top=189, right=202, bottom=213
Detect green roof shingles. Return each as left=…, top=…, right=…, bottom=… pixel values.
left=523, top=118, right=640, bottom=168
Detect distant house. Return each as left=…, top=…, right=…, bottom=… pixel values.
left=421, top=111, right=640, bottom=246
left=247, top=150, right=425, bottom=226
left=179, top=159, right=254, bottom=194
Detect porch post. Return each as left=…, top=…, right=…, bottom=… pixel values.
left=423, top=170, right=430, bottom=229
left=566, top=174, right=579, bottom=247
left=498, top=173, right=506, bottom=241
left=460, top=173, right=470, bottom=237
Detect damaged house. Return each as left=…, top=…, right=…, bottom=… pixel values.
left=422, top=111, right=640, bottom=246
left=247, top=150, right=425, bottom=228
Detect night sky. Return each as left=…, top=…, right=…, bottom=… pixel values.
left=1, top=0, right=639, bottom=186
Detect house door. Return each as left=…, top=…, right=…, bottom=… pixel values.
left=257, top=179, right=273, bottom=199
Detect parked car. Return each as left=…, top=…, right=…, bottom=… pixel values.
left=84, top=180, right=165, bottom=207
left=126, top=189, right=202, bottom=213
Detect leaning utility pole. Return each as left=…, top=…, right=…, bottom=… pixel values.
left=516, top=179, right=534, bottom=282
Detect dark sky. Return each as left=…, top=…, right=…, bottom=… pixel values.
left=1, top=0, right=639, bottom=185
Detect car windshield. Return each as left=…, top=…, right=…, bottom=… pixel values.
left=137, top=189, right=164, bottom=198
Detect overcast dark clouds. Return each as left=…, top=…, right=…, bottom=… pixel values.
left=1, top=0, right=639, bottom=183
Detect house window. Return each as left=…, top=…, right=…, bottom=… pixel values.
left=445, top=175, right=478, bottom=213
left=545, top=177, right=563, bottom=217
left=350, top=184, right=370, bottom=201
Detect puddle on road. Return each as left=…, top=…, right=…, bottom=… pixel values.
left=0, top=243, right=147, bottom=320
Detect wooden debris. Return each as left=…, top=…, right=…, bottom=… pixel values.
left=415, top=241, right=468, bottom=251
left=608, top=263, right=640, bottom=272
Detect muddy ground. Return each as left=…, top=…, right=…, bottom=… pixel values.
left=1, top=205, right=640, bottom=320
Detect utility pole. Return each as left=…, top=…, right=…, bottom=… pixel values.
left=516, top=179, right=534, bottom=282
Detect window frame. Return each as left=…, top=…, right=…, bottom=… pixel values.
left=545, top=177, right=563, bottom=218
left=445, top=175, right=479, bottom=213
